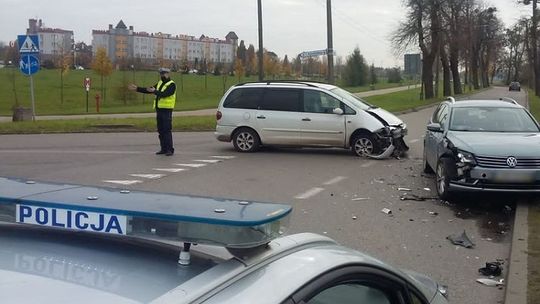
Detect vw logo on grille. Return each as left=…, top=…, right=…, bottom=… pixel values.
left=506, top=156, right=518, bottom=168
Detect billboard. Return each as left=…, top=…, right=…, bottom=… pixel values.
left=404, top=53, right=421, bottom=76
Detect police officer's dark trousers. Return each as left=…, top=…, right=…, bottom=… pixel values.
left=156, top=109, right=174, bottom=153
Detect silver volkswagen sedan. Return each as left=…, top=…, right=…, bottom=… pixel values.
left=0, top=177, right=448, bottom=304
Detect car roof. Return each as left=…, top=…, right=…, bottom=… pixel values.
left=449, top=99, right=523, bottom=108
left=0, top=226, right=412, bottom=304
left=234, top=81, right=338, bottom=91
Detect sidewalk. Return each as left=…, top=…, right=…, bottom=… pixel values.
left=0, top=84, right=420, bottom=123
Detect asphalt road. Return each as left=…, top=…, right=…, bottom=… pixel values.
left=0, top=86, right=532, bottom=304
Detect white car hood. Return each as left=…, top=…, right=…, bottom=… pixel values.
left=366, top=108, right=403, bottom=126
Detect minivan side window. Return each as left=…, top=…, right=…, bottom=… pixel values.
left=304, top=90, right=355, bottom=114
left=259, top=89, right=302, bottom=112
left=223, top=88, right=264, bottom=109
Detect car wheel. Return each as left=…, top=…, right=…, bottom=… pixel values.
left=436, top=158, right=457, bottom=200
left=423, top=148, right=434, bottom=174
left=232, top=128, right=260, bottom=152
left=351, top=132, right=380, bottom=157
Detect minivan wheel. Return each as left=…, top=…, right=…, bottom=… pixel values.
left=351, top=133, right=380, bottom=157
left=436, top=158, right=457, bottom=200
left=232, top=128, right=260, bottom=152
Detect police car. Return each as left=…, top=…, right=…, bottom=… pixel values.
left=0, top=177, right=448, bottom=304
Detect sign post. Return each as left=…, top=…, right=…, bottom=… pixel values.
left=84, top=77, right=91, bottom=113
left=17, top=35, right=40, bottom=121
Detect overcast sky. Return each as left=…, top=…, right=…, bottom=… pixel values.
left=0, top=0, right=531, bottom=67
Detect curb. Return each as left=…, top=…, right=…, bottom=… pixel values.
left=504, top=203, right=529, bottom=304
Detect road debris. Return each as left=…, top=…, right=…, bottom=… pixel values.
left=352, top=215, right=357, bottom=220
left=381, top=208, right=392, bottom=215
left=400, top=193, right=437, bottom=201
left=447, top=230, right=475, bottom=248
left=398, top=187, right=412, bottom=191
left=351, top=197, right=370, bottom=201
left=476, top=278, right=504, bottom=287
left=423, top=187, right=431, bottom=191
left=478, top=262, right=503, bottom=276
left=428, top=211, right=438, bottom=216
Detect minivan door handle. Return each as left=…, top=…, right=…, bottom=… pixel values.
left=302, top=118, right=311, bottom=121
left=256, top=115, right=266, bottom=119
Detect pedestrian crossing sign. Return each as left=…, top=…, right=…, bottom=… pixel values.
left=17, top=35, right=39, bottom=54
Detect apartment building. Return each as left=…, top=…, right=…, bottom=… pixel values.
left=26, top=19, right=74, bottom=62
left=92, top=20, right=238, bottom=68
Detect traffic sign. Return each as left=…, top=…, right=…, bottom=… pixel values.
left=300, top=49, right=328, bottom=59
left=17, top=35, right=39, bottom=54
left=19, top=55, right=40, bottom=75
left=84, top=77, right=91, bottom=91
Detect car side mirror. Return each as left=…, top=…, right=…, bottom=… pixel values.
left=333, top=108, right=344, bottom=115
left=427, top=122, right=443, bottom=133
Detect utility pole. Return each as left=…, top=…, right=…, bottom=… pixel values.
left=257, top=0, right=264, bottom=81
left=326, top=0, right=334, bottom=84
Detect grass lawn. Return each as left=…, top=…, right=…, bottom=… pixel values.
left=0, top=115, right=215, bottom=134
left=0, top=67, right=415, bottom=116
left=527, top=89, right=540, bottom=304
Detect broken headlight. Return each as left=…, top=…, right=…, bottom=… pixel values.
left=456, top=150, right=476, bottom=165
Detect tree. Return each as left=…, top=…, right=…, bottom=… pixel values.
left=387, top=67, right=403, bottom=83
left=57, top=48, right=72, bottom=104
left=246, top=44, right=256, bottom=76
left=237, top=40, right=247, bottom=65
left=91, top=47, right=113, bottom=103
left=234, top=59, right=245, bottom=82
left=369, top=63, right=378, bottom=85
left=282, top=55, right=292, bottom=77
left=393, top=0, right=442, bottom=99
left=342, top=47, right=368, bottom=86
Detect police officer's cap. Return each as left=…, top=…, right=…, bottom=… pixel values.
left=158, top=68, right=171, bottom=74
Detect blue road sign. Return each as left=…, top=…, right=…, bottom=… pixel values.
left=17, top=35, right=39, bottom=54
left=19, top=55, right=40, bottom=75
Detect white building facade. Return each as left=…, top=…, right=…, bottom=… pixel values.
left=92, top=20, right=238, bottom=68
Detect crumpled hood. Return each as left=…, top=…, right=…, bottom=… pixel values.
left=366, top=108, right=403, bottom=126
left=446, top=131, right=540, bottom=157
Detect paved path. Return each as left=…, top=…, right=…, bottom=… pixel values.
left=0, top=84, right=420, bottom=122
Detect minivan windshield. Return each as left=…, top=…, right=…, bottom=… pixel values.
left=330, top=88, right=376, bottom=110
left=450, top=107, right=540, bottom=132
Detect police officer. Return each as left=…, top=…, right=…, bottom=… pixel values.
left=129, top=68, right=176, bottom=156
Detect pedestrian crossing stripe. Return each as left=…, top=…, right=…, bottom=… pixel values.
left=19, top=36, right=39, bottom=53
left=194, top=159, right=222, bottom=163
left=129, top=174, right=165, bottom=179
left=175, top=163, right=207, bottom=168
left=153, top=168, right=186, bottom=172
left=211, top=156, right=236, bottom=159
left=102, top=180, right=142, bottom=185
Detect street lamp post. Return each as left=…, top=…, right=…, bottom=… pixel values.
left=257, top=0, right=264, bottom=81
left=326, top=0, right=334, bottom=84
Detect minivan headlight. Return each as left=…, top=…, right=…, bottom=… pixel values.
left=457, top=150, right=476, bottom=165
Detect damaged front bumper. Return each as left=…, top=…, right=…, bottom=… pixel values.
left=368, top=125, right=409, bottom=159
left=450, top=165, right=540, bottom=192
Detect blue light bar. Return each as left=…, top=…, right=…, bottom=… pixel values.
left=0, top=177, right=292, bottom=248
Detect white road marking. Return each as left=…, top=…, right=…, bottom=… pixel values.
left=295, top=187, right=325, bottom=200
left=408, top=139, right=420, bottom=143
left=211, top=156, right=236, bottom=159
left=361, top=161, right=375, bottom=168
left=322, top=176, right=347, bottom=185
left=194, top=159, right=222, bottom=163
left=0, top=149, right=143, bottom=154
left=129, top=174, right=166, bottom=179
left=176, top=163, right=207, bottom=168
left=153, top=168, right=186, bottom=173
left=102, top=180, right=142, bottom=185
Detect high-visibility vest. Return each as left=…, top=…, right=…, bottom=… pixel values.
left=153, top=79, right=176, bottom=109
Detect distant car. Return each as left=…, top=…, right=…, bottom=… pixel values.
left=509, top=82, right=521, bottom=91
left=423, top=97, right=540, bottom=200
left=0, top=177, right=448, bottom=304
left=215, top=81, right=408, bottom=157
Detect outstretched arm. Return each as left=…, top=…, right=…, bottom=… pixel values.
left=128, top=83, right=157, bottom=94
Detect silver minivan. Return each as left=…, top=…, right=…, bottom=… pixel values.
left=215, top=81, right=408, bottom=157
